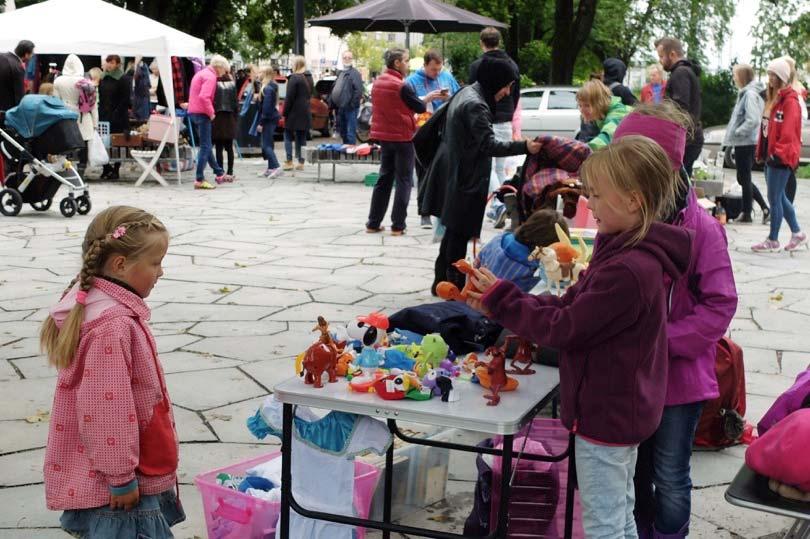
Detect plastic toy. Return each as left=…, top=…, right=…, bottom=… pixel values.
left=343, top=311, right=390, bottom=349
left=349, top=370, right=385, bottom=392
left=373, top=373, right=431, bottom=400
left=301, top=317, right=341, bottom=388
left=475, top=346, right=519, bottom=406
left=423, top=368, right=456, bottom=402
left=439, top=358, right=461, bottom=377
left=505, top=336, right=536, bottom=375
left=415, top=334, right=449, bottom=377
left=529, top=246, right=564, bottom=296
left=335, top=350, right=356, bottom=377
left=550, top=223, right=588, bottom=282
left=392, top=343, right=422, bottom=360
left=383, top=349, right=415, bottom=372
left=435, top=259, right=484, bottom=301
left=355, top=347, right=385, bottom=374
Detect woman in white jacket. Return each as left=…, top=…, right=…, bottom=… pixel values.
left=53, top=54, right=98, bottom=174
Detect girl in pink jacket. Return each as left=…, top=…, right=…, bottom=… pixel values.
left=41, top=206, right=183, bottom=538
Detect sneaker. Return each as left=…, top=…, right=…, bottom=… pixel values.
left=420, top=215, right=432, bottom=229
left=761, top=207, right=770, bottom=225
left=366, top=226, right=384, bottom=233
left=258, top=169, right=271, bottom=177
left=215, top=174, right=235, bottom=184
left=751, top=239, right=780, bottom=252
left=283, top=160, right=294, bottom=171
left=295, top=162, right=305, bottom=171
left=493, top=205, right=508, bottom=229
left=737, top=213, right=753, bottom=223
left=268, top=168, right=283, bottom=178
left=391, top=229, right=406, bottom=236
left=194, top=180, right=216, bottom=190
left=785, top=232, right=808, bottom=252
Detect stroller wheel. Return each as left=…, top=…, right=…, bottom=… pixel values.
left=59, top=197, right=78, bottom=218
left=76, top=195, right=91, bottom=215
left=0, top=188, right=23, bottom=216
left=31, top=198, right=53, bottom=212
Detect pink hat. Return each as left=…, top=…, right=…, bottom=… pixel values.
left=746, top=408, right=810, bottom=492
left=613, top=112, right=686, bottom=170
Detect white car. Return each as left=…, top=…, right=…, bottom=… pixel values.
left=519, top=86, right=581, bottom=139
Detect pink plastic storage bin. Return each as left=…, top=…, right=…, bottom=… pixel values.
left=194, top=451, right=380, bottom=539
left=489, top=418, right=584, bottom=538
left=146, top=114, right=179, bottom=144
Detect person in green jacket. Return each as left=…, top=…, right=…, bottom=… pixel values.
left=577, top=79, right=633, bottom=150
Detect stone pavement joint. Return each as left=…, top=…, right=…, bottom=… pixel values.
left=0, top=159, right=806, bottom=538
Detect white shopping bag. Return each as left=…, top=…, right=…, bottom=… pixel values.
left=88, top=130, right=109, bottom=166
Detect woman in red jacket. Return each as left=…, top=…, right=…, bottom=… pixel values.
left=752, top=58, right=806, bottom=252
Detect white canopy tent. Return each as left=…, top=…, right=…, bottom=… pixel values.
left=0, top=0, right=206, bottom=185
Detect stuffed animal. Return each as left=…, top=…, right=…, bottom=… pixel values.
left=383, top=349, right=415, bottom=371
left=415, top=334, right=449, bottom=376
left=355, top=347, right=385, bottom=373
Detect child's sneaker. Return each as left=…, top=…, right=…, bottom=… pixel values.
left=282, top=160, right=294, bottom=171
left=268, top=168, right=283, bottom=178
left=784, top=232, right=808, bottom=252
left=751, top=239, right=780, bottom=252
left=194, top=180, right=216, bottom=190
left=258, top=169, right=271, bottom=177
left=295, top=162, right=305, bottom=171
left=216, top=174, right=235, bottom=184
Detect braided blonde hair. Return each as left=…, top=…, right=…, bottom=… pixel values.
left=40, top=206, right=168, bottom=369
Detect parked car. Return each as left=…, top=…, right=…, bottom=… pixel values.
left=275, top=75, right=334, bottom=138
left=703, top=119, right=810, bottom=169
left=519, top=86, right=581, bottom=139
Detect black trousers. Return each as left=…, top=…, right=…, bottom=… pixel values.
left=214, top=140, right=235, bottom=175
left=734, top=145, right=768, bottom=215
left=683, top=142, right=703, bottom=177
left=366, top=141, right=414, bottom=232
left=433, top=227, right=470, bottom=293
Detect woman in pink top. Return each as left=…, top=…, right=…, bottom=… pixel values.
left=42, top=206, right=183, bottom=538
left=187, top=54, right=234, bottom=189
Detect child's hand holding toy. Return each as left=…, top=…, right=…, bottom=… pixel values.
left=466, top=267, right=498, bottom=315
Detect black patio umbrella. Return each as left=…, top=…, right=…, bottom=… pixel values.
left=308, top=0, right=507, bottom=48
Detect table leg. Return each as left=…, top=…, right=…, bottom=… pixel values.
left=279, top=403, right=294, bottom=539
left=331, top=162, right=336, bottom=181
left=317, top=162, right=321, bottom=182
left=495, top=433, right=514, bottom=537
left=383, top=419, right=395, bottom=539
left=564, top=432, right=576, bottom=539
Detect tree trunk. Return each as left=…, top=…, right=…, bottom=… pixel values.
left=551, top=0, right=599, bottom=84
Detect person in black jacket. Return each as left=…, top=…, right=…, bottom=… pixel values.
left=282, top=56, right=312, bottom=172
left=468, top=27, right=522, bottom=229
left=603, top=58, right=638, bottom=106
left=423, top=56, right=540, bottom=294
left=656, top=37, right=704, bottom=176
left=212, top=73, right=238, bottom=178
left=331, top=50, right=364, bottom=145
left=99, top=55, right=132, bottom=180
left=0, top=40, right=34, bottom=112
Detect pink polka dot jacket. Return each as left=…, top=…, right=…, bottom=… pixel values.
left=44, top=278, right=178, bottom=510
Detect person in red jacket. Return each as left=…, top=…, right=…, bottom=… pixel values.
left=366, top=48, right=443, bottom=236
left=752, top=58, right=806, bottom=252
left=640, top=65, right=667, bottom=104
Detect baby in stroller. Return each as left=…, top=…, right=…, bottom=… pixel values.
left=0, top=95, right=90, bottom=217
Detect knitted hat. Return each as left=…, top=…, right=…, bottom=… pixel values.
left=613, top=112, right=687, bottom=170
left=767, top=58, right=791, bottom=84
left=476, top=56, right=518, bottom=112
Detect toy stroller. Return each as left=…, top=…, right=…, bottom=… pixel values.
left=0, top=95, right=91, bottom=218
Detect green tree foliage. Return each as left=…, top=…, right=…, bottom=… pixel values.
left=751, top=0, right=810, bottom=75
left=700, top=67, right=737, bottom=127
left=345, top=32, right=390, bottom=75
left=517, top=40, right=552, bottom=84
left=423, top=33, right=481, bottom=82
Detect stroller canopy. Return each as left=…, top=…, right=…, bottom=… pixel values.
left=4, top=95, right=78, bottom=139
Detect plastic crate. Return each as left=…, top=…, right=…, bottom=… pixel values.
left=146, top=114, right=179, bottom=144
left=97, top=121, right=111, bottom=148
left=194, top=451, right=380, bottom=539
left=489, top=418, right=584, bottom=538
left=364, top=172, right=379, bottom=187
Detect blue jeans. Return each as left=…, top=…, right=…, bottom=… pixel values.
left=765, top=165, right=801, bottom=241
left=190, top=113, right=224, bottom=181
left=338, top=105, right=358, bottom=144
left=575, top=436, right=639, bottom=539
left=634, top=401, right=704, bottom=535
left=261, top=119, right=280, bottom=170
left=284, top=128, right=306, bottom=163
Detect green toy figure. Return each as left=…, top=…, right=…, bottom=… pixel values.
left=415, top=334, right=449, bottom=377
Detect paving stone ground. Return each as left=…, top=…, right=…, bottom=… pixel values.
left=0, top=152, right=807, bottom=538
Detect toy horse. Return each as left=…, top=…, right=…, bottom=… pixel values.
left=301, top=316, right=340, bottom=388
left=475, top=346, right=519, bottom=406
left=504, top=335, right=536, bottom=374
left=435, top=259, right=483, bottom=301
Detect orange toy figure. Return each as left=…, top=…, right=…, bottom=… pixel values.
left=436, top=259, right=483, bottom=301
left=475, top=346, right=519, bottom=406
left=301, top=316, right=340, bottom=388
left=504, top=335, right=536, bottom=375
left=335, top=351, right=355, bottom=377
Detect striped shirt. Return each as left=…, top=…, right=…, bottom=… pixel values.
left=475, top=233, right=543, bottom=293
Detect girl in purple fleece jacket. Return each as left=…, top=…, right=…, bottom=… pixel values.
left=468, top=136, right=693, bottom=539
left=613, top=106, right=738, bottom=539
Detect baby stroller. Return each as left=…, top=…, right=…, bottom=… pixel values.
left=0, top=95, right=90, bottom=218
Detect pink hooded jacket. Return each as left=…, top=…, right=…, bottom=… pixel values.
left=187, top=66, right=218, bottom=119
left=44, top=278, right=178, bottom=510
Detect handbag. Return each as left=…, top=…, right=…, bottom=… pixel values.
left=87, top=129, right=109, bottom=166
